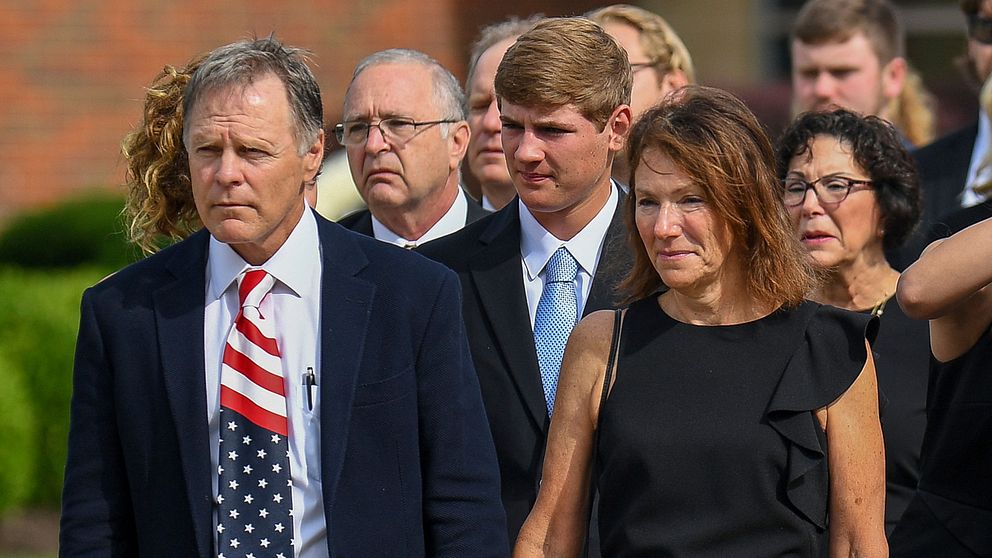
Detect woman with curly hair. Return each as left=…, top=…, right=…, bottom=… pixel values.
left=776, top=109, right=926, bottom=535
left=121, top=54, right=205, bottom=254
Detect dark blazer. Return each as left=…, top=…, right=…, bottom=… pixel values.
left=337, top=191, right=490, bottom=237
left=928, top=198, right=992, bottom=241
left=892, top=122, right=979, bottom=269
left=418, top=193, right=633, bottom=546
left=59, top=210, right=508, bottom=558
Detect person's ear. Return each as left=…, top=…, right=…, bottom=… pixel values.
left=448, top=121, right=471, bottom=172
left=608, top=105, right=632, bottom=152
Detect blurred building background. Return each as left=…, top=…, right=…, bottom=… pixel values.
left=0, top=0, right=969, bottom=222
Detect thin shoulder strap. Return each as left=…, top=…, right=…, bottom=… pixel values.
left=597, top=307, right=624, bottom=422
left=585, top=306, right=624, bottom=557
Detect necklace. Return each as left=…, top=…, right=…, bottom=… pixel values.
left=870, top=293, right=891, bottom=317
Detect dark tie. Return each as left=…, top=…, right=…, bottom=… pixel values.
left=217, top=269, right=294, bottom=558
left=533, top=247, right=578, bottom=416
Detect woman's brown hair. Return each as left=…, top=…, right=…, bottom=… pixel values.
left=621, top=86, right=817, bottom=307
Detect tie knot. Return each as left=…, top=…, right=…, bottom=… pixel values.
left=237, top=269, right=274, bottom=309
left=545, top=247, right=577, bottom=284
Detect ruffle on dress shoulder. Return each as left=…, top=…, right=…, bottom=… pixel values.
left=765, top=302, right=879, bottom=529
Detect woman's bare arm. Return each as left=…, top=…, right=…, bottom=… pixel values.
left=513, top=310, right=615, bottom=558
left=824, top=341, right=887, bottom=558
left=897, top=217, right=992, bottom=360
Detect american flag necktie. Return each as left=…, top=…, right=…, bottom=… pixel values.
left=217, top=269, right=294, bottom=558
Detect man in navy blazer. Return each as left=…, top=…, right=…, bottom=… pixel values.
left=59, top=37, right=507, bottom=558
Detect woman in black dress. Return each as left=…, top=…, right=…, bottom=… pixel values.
left=513, top=86, right=887, bottom=557
left=893, top=205, right=992, bottom=552
left=776, top=109, right=927, bottom=535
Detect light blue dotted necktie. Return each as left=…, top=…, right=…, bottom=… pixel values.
left=534, top=246, right=578, bottom=416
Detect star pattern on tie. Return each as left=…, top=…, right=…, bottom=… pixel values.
left=217, top=269, right=294, bottom=557
left=533, top=246, right=579, bottom=416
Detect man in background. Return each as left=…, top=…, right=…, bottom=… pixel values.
left=336, top=49, right=487, bottom=248
left=915, top=0, right=992, bottom=244
left=587, top=4, right=695, bottom=184
left=464, top=15, right=543, bottom=211
left=420, top=17, right=633, bottom=549
left=790, top=0, right=935, bottom=147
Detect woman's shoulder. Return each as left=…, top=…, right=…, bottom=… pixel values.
left=770, top=301, right=876, bottom=411
left=571, top=309, right=623, bottom=357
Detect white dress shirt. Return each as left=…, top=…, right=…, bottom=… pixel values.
left=519, top=183, right=619, bottom=326
left=370, top=188, right=469, bottom=247
left=963, top=109, right=991, bottom=208
left=205, top=208, right=329, bottom=558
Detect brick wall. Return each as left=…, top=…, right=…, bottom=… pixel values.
left=0, top=0, right=602, bottom=222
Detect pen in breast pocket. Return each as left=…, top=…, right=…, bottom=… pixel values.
left=304, top=367, right=316, bottom=411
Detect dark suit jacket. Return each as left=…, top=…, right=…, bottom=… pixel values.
left=927, top=198, right=992, bottom=241
left=59, top=210, right=508, bottom=558
left=892, top=122, right=979, bottom=269
left=337, top=192, right=490, bottom=237
left=418, top=193, right=633, bottom=546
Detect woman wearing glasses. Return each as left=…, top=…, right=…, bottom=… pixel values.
left=514, top=87, right=886, bottom=557
left=776, top=109, right=926, bottom=536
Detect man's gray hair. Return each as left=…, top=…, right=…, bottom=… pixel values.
left=465, top=15, right=544, bottom=105
left=182, top=36, right=323, bottom=155
left=347, top=48, right=466, bottom=121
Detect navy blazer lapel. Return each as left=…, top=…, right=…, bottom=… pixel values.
left=154, top=230, right=213, bottom=558
left=586, top=191, right=632, bottom=315
left=313, top=214, right=376, bottom=513
left=470, top=202, right=548, bottom=430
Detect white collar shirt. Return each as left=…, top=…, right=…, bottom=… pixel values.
left=519, top=182, right=619, bottom=327
left=370, top=187, right=468, bottom=248
left=963, top=109, right=991, bottom=207
left=205, top=208, right=328, bottom=558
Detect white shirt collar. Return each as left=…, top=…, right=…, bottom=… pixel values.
left=207, top=207, right=321, bottom=301
left=964, top=110, right=992, bottom=206
left=519, top=182, right=619, bottom=281
left=370, top=188, right=468, bottom=248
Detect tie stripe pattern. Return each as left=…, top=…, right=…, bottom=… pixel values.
left=220, top=270, right=288, bottom=436
left=533, top=247, right=579, bottom=416
left=218, top=269, right=293, bottom=558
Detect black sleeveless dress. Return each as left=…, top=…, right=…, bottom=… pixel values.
left=867, top=300, right=929, bottom=534
left=889, top=326, right=992, bottom=557
left=596, top=297, right=877, bottom=557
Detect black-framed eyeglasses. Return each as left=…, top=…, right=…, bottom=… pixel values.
left=969, top=13, right=992, bottom=45
left=782, top=175, right=874, bottom=207
left=333, top=117, right=460, bottom=146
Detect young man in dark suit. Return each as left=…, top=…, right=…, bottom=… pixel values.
left=419, top=17, right=634, bottom=549
left=60, top=37, right=507, bottom=558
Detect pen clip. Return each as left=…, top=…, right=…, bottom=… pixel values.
left=304, top=367, right=315, bottom=411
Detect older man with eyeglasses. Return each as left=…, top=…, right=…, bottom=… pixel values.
left=336, top=49, right=489, bottom=248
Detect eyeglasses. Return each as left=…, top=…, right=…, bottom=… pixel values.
left=782, top=175, right=874, bottom=207
left=334, top=117, right=460, bottom=146
left=969, top=14, right=992, bottom=45
left=630, top=60, right=661, bottom=73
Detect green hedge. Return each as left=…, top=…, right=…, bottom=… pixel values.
left=0, top=266, right=110, bottom=511
left=0, top=193, right=140, bottom=270
left=0, top=347, right=37, bottom=514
